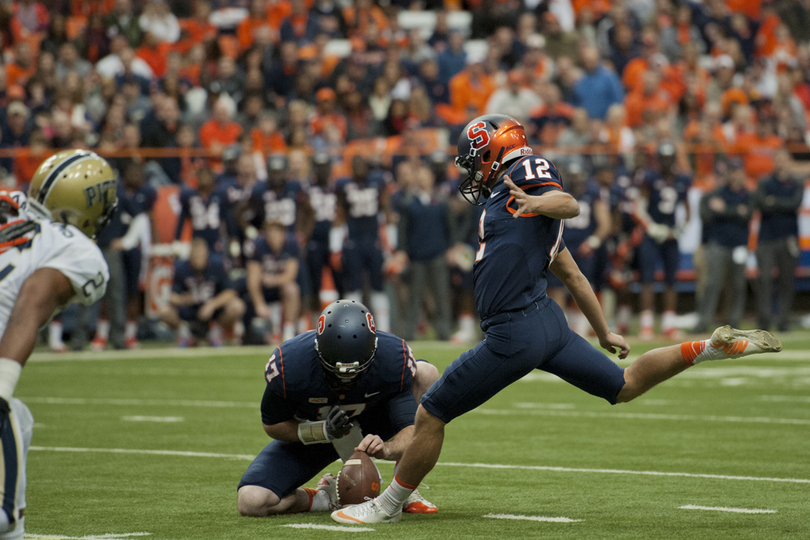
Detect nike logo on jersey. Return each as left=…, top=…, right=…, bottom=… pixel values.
left=364, top=391, right=380, bottom=398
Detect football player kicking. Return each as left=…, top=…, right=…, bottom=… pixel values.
left=332, top=114, right=782, bottom=525
left=237, top=300, right=440, bottom=517
left=0, top=150, right=116, bottom=538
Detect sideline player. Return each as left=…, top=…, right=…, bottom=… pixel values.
left=0, top=149, right=117, bottom=538
left=237, top=300, right=440, bottom=516
left=332, top=115, right=782, bottom=524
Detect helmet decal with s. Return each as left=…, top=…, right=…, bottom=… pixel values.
left=455, top=114, right=532, bottom=206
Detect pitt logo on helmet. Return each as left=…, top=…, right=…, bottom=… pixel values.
left=27, top=150, right=118, bottom=239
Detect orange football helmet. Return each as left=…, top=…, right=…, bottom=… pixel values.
left=455, top=114, right=532, bottom=205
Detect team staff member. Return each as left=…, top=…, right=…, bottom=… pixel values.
left=334, top=115, right=781, bottom=525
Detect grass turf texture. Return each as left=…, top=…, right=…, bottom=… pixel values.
left=20, top=335, right=810, bottom=539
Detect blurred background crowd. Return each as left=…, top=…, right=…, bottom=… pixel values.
left=1, top=0, right=809, bottom=349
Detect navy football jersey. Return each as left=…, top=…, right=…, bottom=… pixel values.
left=172, top=256, right=231, bottom=306
left=259, top=331, right=418, bottom=435
left=336, top=172, right=386, bottom=241
left=244, top=236, right=299, bottom=278
left=563, top=181, right=601, bottom=249
left=611, top=168, right=642, bottom=235
left=474, top=155, right=565, bottom=320
left=119, top=182, right=156, bottom=222
left=251, top=181, right=303, bottom=230
left=308, top=184, right=337, bottom=244
left=645, top=171, right=691, bottom=227
left=175, top=188, right=226, bottom=249
left=219, top=178, right=252, bottom=238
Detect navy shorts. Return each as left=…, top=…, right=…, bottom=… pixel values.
left=238, top=411, right=398, bottom=497
left=343, top=239, right=384, bottom=292
left=177, top=305, right=224, bottom=322
left=638, top=236, right=679, bottom=285
left=421, top=296, right=626, bottom=424
left=121, top=249, right=141, bottom=297
left=238, top=440, right=339, bottom=498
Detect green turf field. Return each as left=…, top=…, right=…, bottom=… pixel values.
left=18, top=334, right=810, bottom=539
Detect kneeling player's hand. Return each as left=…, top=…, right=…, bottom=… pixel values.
left=355, top=434, right=386, bottom=459
left=600, top=332, right=631, bottom=360
left=325, top=405, right=353, bottom=440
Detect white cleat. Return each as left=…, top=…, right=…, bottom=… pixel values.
left=403, top=488, right=437, bottom=514
left=317, top=473, right=338, bottom=510
left=709, top=326, right=782, bottom=357
left=332, top=498, right=401, bottom=524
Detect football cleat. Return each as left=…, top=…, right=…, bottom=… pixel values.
left=90, top=336, right=107, bottom=351
left=403, top=489, right=437, bottom=514
left=124, top=337, right=140, bottom=350
left=317, top=473, right=338, bottom=511
left=709, top=326, right=782, bottom=357
left=332, top=498, right=401, bottom=524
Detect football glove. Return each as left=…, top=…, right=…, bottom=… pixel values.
left=647, top=223, right=671, bottom=244
left=325, top=405, right=354, bottom=439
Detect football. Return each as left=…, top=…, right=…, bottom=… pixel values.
left=337, top=450, right=381, bottom=506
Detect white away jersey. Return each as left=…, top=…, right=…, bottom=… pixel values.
left=0, top=205, right=108, bottom=337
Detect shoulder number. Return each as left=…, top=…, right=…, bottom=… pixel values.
left=521, top=158, right=553, bottom=181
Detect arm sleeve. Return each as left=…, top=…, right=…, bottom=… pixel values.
left=260, top=386, right=297, bottom=427
left=770, top=183, right=804, bottom=212
left=386, top=391, right=418, bottom=432
left=41, top=229, right=109, bottom=306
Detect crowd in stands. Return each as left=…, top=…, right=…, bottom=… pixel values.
left=1, top=0, right=809, bottom=349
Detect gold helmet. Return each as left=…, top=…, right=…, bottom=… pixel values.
left=27, top=150, right=117, bottom=239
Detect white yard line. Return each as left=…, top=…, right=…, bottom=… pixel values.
left=283, top=524, right=374, bottom=532
left=26, top=533, right=151, bottom=540
left=121, top=416, right=184, bottom=423
left=19, top=397, right=256, bottom=408
left=29, top=446, right=810, bottom=484
left=679, top=505, right=777, bottom=514
left=476, top=408, right=810, bottom=426
left=483, top=513, right=581, bottom=523
left=760, top=395, right=810, bottom=403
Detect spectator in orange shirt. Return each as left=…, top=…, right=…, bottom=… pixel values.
left=182, top=0, right=218, bottom=49
left=310, top=87, right=348, bottom=145
left=11, top=0, right=49, bottom=40
left=527, top=83, right=574, bottom=145
left=252, top=112, right=288, bottom=155
left=238, top=0, right=277, bottom=52
left=199, top=96, right=244, bottom=158
left=622, top=30, right=659, bottom=93
left=13, top=129, right=50, bottom=187
left=731, top=112, right=784, bottom=182
left=448, top=57, right=496, bottom=117
left=136, top=32, right=171, bottom=78
left=6, top=42, right=36, bottom=88
left=625, top=71, right=672, bottom=128
left=342, top=0, right=387, bottom=39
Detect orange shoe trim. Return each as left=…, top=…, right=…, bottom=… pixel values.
left=303, top=487, right=316, bottom=512
left=680, top=340, right=705, bottom=365
left=335, top=510, right=365, bottom=524
left=404, top=502, right=438, bottom=514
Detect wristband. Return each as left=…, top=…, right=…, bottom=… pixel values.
left=298, top=420, right=330, bottom=445
left=0, top=358, right=22, bottom=403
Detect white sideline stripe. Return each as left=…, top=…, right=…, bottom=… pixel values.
left=484, top=513, right=580, bottom=523
left=284, top=524, right=374, bottom=532
left=19, top=397, right=256, bottom=408
left=26, top=533, right=151, bottom=539
left=679, top=505, right=777, bottom=514
left=761, top=395, right=810, bottom=403
left=28, top=346, right=275, bottom=363
left=121, top=416, right=184, bottom=423
left=28, top=446, right=810, bottom=484
left=30, top=446, right=256, bottom=460
left=474, top=408, right=810, bottom=426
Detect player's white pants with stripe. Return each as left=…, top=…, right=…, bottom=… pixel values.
left=0, top=399, right=33, bottom=540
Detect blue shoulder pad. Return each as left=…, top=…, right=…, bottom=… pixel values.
left=504, top=155, right=563, bottom=192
